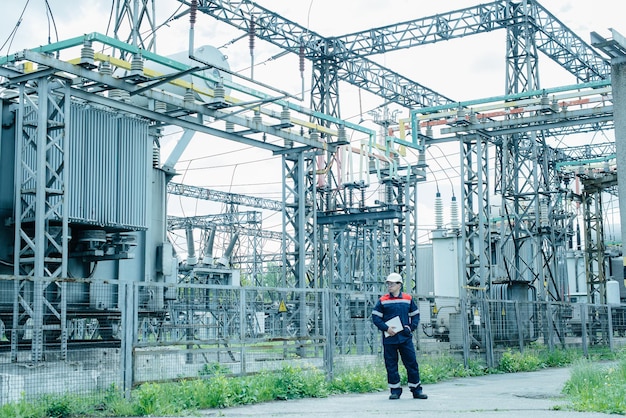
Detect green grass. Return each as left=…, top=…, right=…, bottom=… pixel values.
left=0, top=347, right=623, bottom=417
left=562, top=355, right=626, bottom=414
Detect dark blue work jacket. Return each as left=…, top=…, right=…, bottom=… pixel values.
left=371, top=292, right=420, bottom=345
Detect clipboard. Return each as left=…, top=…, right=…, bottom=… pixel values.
left=384, top=316, right=403, bottom=337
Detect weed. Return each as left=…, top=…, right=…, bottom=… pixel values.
left=0, top=348, right=622, bottom=417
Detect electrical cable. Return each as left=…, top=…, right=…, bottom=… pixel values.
left=103, top=0, right=115, bottom=41
left=148, top=4, right=185, bottom=37
left=44, top=0, right=59, bottom=47
left=0, top=0, right=30, bottom=55
left=235, top=50, right=289, bottom=74
left=175, top=135, right=283, bottom=168
left=176, top=143, right=257, bottom=162
left=217, top=33, right=248, bottom=50
left=98, top=2, right=185, bottom=56
left=423, top=143, right=461, bottom=188
left=180, top=156, right=280, bottom=171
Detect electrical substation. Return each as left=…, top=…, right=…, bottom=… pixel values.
left=1, top=0, right=626, bottom=403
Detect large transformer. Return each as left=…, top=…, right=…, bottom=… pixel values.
left=0, top=36, right=277, bottom=362
left=0, top=97, right=178, bottom=349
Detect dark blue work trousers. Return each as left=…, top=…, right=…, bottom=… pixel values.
left=383, top=339, right=421, bottom=394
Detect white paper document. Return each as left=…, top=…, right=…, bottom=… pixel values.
left=384, top=316, right=403, bottom=337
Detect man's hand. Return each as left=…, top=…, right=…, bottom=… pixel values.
left=386, top=327, right=397, bottom=336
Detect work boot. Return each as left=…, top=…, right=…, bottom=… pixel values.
left=412, top=386, right=428, bottom=399
left=389, top=389, right=402, bottom=400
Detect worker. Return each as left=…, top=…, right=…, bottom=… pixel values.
left=371, top=272, right=427, bottom=400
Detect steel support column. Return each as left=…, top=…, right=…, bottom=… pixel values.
left=460, top=133, right=492, bottom=292
left=282, top=151, right=317, bottom=288
left=113, top=0, right=157, bottom=55
left=13, top=77, right=70, bottom=362
left=582, top=187, right=607, bottom=304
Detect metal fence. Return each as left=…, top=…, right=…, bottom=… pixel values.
left=0, top=274, right=625, bottom=405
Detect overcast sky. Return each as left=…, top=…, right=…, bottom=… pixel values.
left=3, top=1, right=623, bottom=93
left=1, top=0, right=622, bottom=251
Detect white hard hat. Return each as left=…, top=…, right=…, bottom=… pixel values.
left=386, top=272, right=403, bottom=283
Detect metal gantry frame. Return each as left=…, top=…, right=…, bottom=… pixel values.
left=13, top=77, right=71, bottom=362
left=3, top=0, right=623, bottom=366
left=458, top=132, right=492, bottom=290
left=186, top=0, right=615, bottom=305
left=282, top=150, right=318, bottom=289
left=0, top=24, right=369, bottom=364
left=414, top=79, right=615, bottom=305
left=113, top=0, right=158, bottom=57
left=582, top=176, right=618, bottom=305
left=72, top=0, right=626, bottom=370
left=166, top=183, right=285, bottom=285
left=499, top=1, right=555, bottom=301
left=188, top=0, right=428, bottom=296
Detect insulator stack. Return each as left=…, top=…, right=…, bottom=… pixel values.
left=450, top=195, right=460, bottom=230
left=99, top=60, right=115, bottom=99
left=280, top=106, right=291, bottom=125
left=154, top=101, right=167, bottom=113
left=435, top=192, right=443, bottom=229
left=397, top=184, right=404, bottom=205
left=99, top=60, right=112, bottom=76
left=299, top=44, right=305, bottom=73
left=540, top=200, right=549, bottom=227
left=551, top=97, right=560, bottom=112
left=152, top=143, right=160, bottom=168
left=338, top=125, right=347, bottom=143
left=325, top=185, right=333, bottom=211
left=214, top=83, right=226, bottom=101
left=117, top=89, right=130, bottom=102
left=217, top=233, right=239, bottom=267
left=190, top=0, right=198, bottom=28
left=80, top=40, right=95, bottom=67
left=185, top=225, right=197, bottom=265
left=418, top=150, right=426, bottom=166
left=184, top=88, right=195, bottom=104
left=130, top=53, right=143, bottom=76
left=385, top=182, right=393, bottom=205
left=249, top=18, right=255, bottom=52
left=249, top=18, right=255, bottom=78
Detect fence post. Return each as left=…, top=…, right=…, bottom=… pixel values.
left=240, top=288, right=247, bottom=374
left=607, top=305, right=614, bottom=351
left=580, top=304, right=588, bottom=357
left=120, top=280, right=135, bottom=398
left=546, top=302, right=555, bottom=350
left=460, top=298, right=470, bottom=368
left=514, top=301, right=524, bottom=352
left=323, top=289, right=334, bottom=379
left=482, top=298, right=495, bottom=368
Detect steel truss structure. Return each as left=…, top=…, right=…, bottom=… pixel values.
left=2, top=0, right=625, bottom=366
left=13, top=78, right=71, bottom=362
left=0, top=27, right=381, bottom=362
left=183, top=0, right=616, bottom=308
